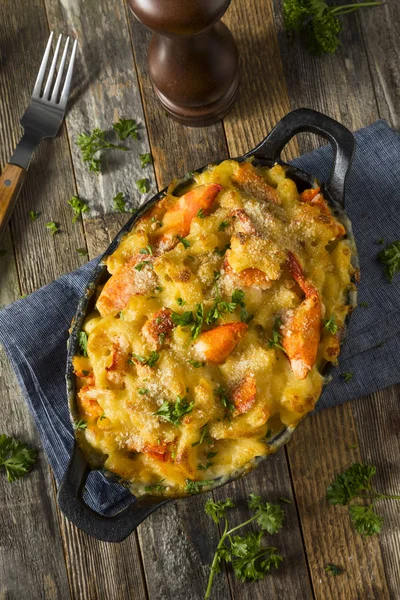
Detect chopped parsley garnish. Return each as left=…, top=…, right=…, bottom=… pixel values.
left=214, top=387, right=235, bottom=416
left=197, top=208, right=205, bottom=218
left=377, top=240, right=400, bottom=282
left=359, top=301, right=368, bottom=307
left=28, top=210, right=39, bottom=221
left=113, top=118, right=138, bottom=140
left=192, top=425, right=211, bottom=446
left=327, top=463, right=400, bottom=536
left=68, top=195, right=89, bottom=222
left=188, top=359, right=204, bottom=368
left=341, top=372, right=353, bottom=383
left=155, top=285, right=164, bottom=293
left=134, top=260, right=153, bottom=271
left=78, top=331, right=88, bottom=356
left=136, top=178, right=149, bottom=194
left=323, top=314, right=338, bottom=334
left=73, top=419, right=87, bottom=431
left=206, top=281, right=237, bottom=326
left=76, top=248, right=88, bottom=256
left=176, top=297, right=186, bottom=306
left=204, top=494, right=284, bottom=598
left=154, top=395, right=194, bottom=426
left=376, top=238, right=385, bottom=245
left=268, top=318, right=285, bottom=352
left=138, top=388, right=149, bottom=395
left=140, top=153, right=152, bottom=168
left=144, top=479, right=167, bottom=493
left=99, top=414, right=106, bottom=421
left=139, top=245, right=153, bottom=255
left=131, top=351, right=159, bottom=367
left=177, top=235, right=190, bottom=249
left=214, top=243, right=230, bottom=257
left=46, top=221, right=60, bottom=235
left=185, top=479, right=214, bottom=495
left=218, top=220, right=230, bottom=231
left=171, top=303, right=204, bottom=339
left=76, top=128, right=128, bottom=173
left=325, top=563, right=344, bottom=576
left=0, top=434, right=37, bottom=482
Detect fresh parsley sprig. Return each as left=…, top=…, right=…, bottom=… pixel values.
left=268, top=317, right=286, bottom=352
left=327, top=463, right=400, bottom=536
left=76, top=128, right=128, bottom=173
left=130, top=351, right=159, bottom=367
left=154, top=395, right=194, bottom=426
left=323, top=314, right=338, bottom=334
left=113, top=118, right=138, bottom=141
left=204, top=494, right=284, bottom=598
left=283, top=0, right=382, bottom=55
left=171, top=303, right=204, bottom=340
left=0, top=434, right=37, bottom=482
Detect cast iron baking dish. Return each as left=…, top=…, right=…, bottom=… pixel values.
left=59, top=108, right=356, bottom=542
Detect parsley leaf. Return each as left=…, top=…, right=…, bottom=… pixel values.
left=28, top=210, right=40, bottom=221
left=139, top=245, right=153, bottom=255
left=76, top=128, right=128, bottom=173
left=191, top=424, right=211, bottom=447
left=112, top=192, right=127, bottom=212
left=177, top=235, right=190, bottom=249
left=136, top=178, right=149, bottom=194
left=341, top=372, right=353, bottom=383
left=78, top=331, right=88, bottom=356
left=378, top=240, right=400, bottom=282
left=140, top=153, right=152, bottom=168
left=73, top=419, right=87, bottom=431
left=113, top=118, right=138, bottom=140
left=214, top=387, right=235, bottom=416
left=204, top=494, right=284, bottom=598
left=76, top=248, right=88, bottom=256
left=0, top=434, right=37, bottom=482
left=68, top=195, right=89, bottom=222
left=214, top=243, right=230, bottom=257
left=144, top=479, right=167, bottom=493
left=171, top=304, right=204, bottom=339
left=188, top=359, right=204, bottom=368
left=206, top=282, right=238, bottom=326
left=184, top=479, right=214, bottom=494
left=325, top=563, right=344, bottom=576
left=197, top=208, right=205, bottom=219
left=327, top=463, right=400, bottom=537
left=323, top=314, right=338, bottom=334
left=268, top=318, right=286, bottom=352
left=154, top=395, right=194, bottom=426
left=218, top=220, right=230, bottom=231
left=134, top=260, right=153, bottom=271
left=283, top=0, right=382, bottom=56
left=46, top=221, right=60, bottom=235
left=131, top=351, right=159, bottom=367
left=176, top=297, right=186, bottom=306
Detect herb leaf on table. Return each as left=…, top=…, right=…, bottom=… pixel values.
left=0, top=434, right=37, bottom=482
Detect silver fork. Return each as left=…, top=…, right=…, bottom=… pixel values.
left=0, top=32, right=78, bottom=241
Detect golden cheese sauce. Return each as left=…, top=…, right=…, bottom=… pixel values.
left=73, top=160, right=356, bottom=497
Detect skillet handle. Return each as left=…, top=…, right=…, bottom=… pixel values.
left=246, top=108, right=355, bottom=207
left=57, top=445, right=167, bottom=542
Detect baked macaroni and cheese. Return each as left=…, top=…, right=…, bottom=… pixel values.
left=72, top=160, right=356, bottom=497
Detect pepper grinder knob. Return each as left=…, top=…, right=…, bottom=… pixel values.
left=128, top=0, right=239, bottom=127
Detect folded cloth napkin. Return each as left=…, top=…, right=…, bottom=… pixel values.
left=1, top=119, right=399, bottom=516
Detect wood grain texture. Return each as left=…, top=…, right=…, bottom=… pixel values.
left=223, top=0, right=299, bottom=161
left=287, top=405, right=390, bottom=600
left=213, top=450, right=314, bottom=599
left=273, top=0, right=379, bottom=154
left=0, top=164, right=26, bottom=241
left=44, top=0, right=158, bottom=217
left=0, top=230, right=71, bottom=600
left=352, top=388, right=400, bottom=598
left=138, top=498, right=232, bottom=600
left=359, top=2, right=400, bottom=129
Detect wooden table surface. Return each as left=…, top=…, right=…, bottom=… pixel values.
left=1, top=1, right=399, bottom=599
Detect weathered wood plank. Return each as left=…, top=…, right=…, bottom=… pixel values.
left=358, top=2, right=400, bottom=129
left=273, top=0, right=379, bottom=153
left=44, top=0, right=158, bottom=218
left=287, top=405, right=390, bottom=599
left=352, top=387, right=400, bottom=597
left=0, top=228, right=71, bottom=600
left=213, top=450, right=314, bottom=599
left=223, top=0, right=299, bottom=161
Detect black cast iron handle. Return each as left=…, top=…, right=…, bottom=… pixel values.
left=245, top=108, right=355, bottom=207
left=58, top=446, right=168, bottom=542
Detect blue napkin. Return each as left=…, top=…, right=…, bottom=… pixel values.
left=1, top=119, right=399, bottom=515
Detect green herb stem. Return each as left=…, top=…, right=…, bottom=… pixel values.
left=204, top=519, right=229, bottom=600
left=331, top=1, right=381, bottom=14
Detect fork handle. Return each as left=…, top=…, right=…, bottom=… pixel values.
left=0, top=164, right=26, bottom=241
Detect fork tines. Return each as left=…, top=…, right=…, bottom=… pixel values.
left=33, top=32, right=78, bottom=108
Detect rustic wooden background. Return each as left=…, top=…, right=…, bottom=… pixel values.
left=0, top=0, right=399, bottom=598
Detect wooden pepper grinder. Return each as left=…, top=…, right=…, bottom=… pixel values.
left=127, top=0, right=239, bottom=127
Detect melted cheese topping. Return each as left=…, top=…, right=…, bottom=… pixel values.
left=73, top=160, right=356, bottom=497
